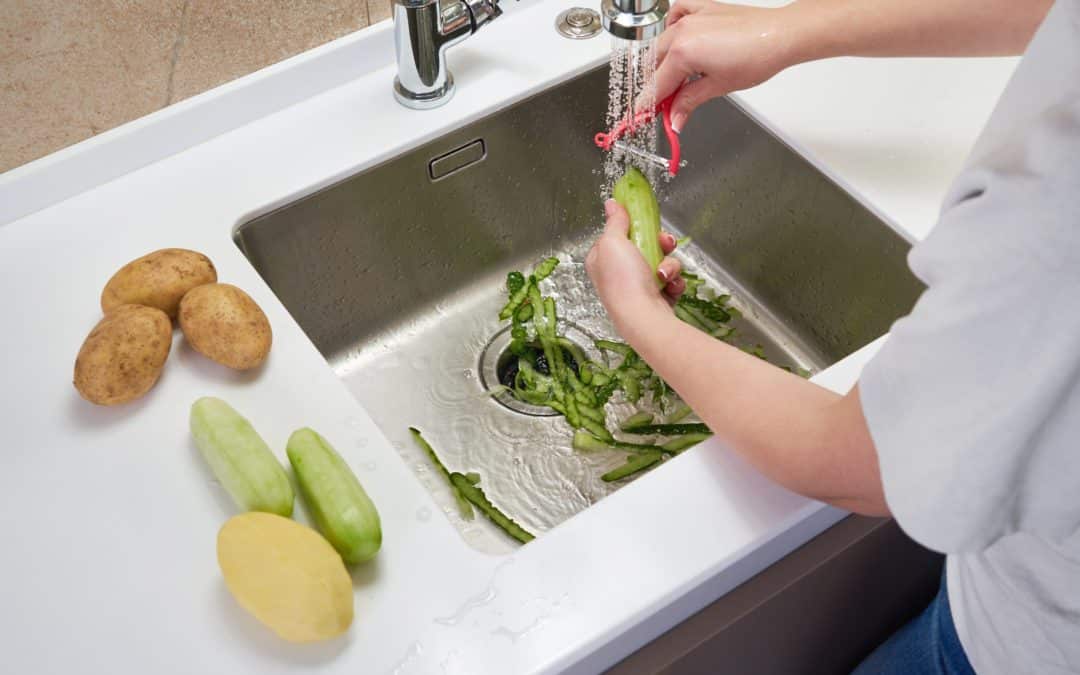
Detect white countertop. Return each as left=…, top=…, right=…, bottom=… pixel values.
left=0, top=2, right=1015, bottom=673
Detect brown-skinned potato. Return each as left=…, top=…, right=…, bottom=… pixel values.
left=74, top=304, right=172, bottom=405
left=179, top=283, right=272, bottom=370
left=101, top=248, right=217, bottom=319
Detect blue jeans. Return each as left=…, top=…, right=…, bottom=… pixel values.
left=852, top=571, right=976, bottom=675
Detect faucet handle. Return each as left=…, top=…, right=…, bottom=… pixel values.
left=468, top=0, right=502, bottom=31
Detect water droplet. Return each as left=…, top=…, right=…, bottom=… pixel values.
left=416, top=506, right=432, bottom=522
left=491, top=616, right=548, bottom=643
left=355, top=437, right=369, bottom=448
left=362, top=461, right=377, bottom=471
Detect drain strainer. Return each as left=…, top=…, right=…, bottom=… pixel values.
left=479, top=321, right=606, bottom=416
left=555, top=7, right=603, bottom=40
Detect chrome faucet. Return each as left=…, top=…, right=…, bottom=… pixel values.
left=392, top=0, right=502, bottom=109
left=600, top=0, right=668, bottom=41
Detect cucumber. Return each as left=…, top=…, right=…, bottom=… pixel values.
left=190, top=397, right=294, bottom=517
left=286, top=428, right=381, bottom=564
left=613, top=166, right=664, bottom=285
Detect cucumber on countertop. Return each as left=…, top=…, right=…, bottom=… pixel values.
left=190, top=397, right=294, bottom=517
left=287, top=428, right=382, bottom=565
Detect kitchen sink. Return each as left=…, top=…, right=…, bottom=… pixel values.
left=234, top=66, right=923, bottom=553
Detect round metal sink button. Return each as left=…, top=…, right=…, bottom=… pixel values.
left=566, top=9, right=592, bottom=27
left=556, top=7, right=602, bottom=39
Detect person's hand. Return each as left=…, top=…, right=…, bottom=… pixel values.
left=654, top=0, right=802, bottom=132
left=586, top=200, right=684, bottom=337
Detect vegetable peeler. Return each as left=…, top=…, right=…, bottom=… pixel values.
left=594, top=88, right=683, bottom=176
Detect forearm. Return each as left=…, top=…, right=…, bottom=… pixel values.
left=782, top=0, right=1052, bottom=63
left=618, top=306, right=888, bottom=515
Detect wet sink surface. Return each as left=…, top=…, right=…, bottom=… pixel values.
left=235, top=66, right=923, bottom=553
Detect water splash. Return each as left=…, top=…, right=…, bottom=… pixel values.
left=434, top=560, right=514, bottom=626
left=434, top=586, right=498, bottom=627
left=388, top=641, right=423, bottom=675
left=603, top=37, right=661, bottom=198
left=491, top=616, right=548, bottom=643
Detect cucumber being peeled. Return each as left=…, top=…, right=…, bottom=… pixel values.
left=613, top=166, right=664, bottom=285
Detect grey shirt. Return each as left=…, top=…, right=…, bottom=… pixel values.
left=860, top=1, right=1080, bottom=673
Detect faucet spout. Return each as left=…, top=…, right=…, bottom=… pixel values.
left=601, top=0, right=668, bottom=41
left=393, top=0, right=502, bottom=109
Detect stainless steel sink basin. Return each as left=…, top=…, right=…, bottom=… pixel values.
left=235, top=66, right=923, bottom=553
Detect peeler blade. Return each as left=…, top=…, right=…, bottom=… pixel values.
left=613, top=141, right=672, bottom=172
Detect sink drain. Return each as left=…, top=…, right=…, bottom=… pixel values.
left=479, top=322, right=605, bottom=417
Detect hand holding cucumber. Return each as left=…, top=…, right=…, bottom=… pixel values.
left=585, top=170, right=685, bottom=336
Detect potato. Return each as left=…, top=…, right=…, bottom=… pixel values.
left=217, top=512, right=354, bottom=643
left=179, top=283, right=272, bottom=370
left=100, top=248, right=217, bottom=319
left=73, top=304, right=172, bottom=405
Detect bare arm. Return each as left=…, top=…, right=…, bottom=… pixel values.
left=654, top=0, right=1053, bottom=130
left=586, top=201, right=887, bottom=515
left=624, top=308, right=886, bottom=515
left=786, top=0, right=1053, bottom=60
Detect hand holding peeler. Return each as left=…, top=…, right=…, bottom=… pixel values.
left=594, top=87, right=683, bottom=176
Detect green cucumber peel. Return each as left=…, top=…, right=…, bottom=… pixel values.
left=661, top=432, right=713, bottom=453
left=534, top=257, right=559, bottom=281
left=621, top=411, right=654, bottom=428
left=601, top=451, right=664, bottom=482
left=450, top=473, right=535, bottom=544
left=621, top=423, right=712, bottom=436
left=668, top=404, right=693, bottom=423
left=409, top=427, right=474, bottom=520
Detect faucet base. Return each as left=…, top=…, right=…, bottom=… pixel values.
left=393, top=74, right=456, bottom=110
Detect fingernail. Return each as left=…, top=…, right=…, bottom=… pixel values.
left=657, top=268, right=670, bottom=283
left=604, top=199, right=617, bottom=216
left=671, top=112, right=686, bottom=134
left=663, top=233, right=677, bottom=248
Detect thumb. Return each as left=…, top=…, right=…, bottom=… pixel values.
left=603, top=199, right=630, bottom=237
left=669, top=76, right=725, bottom=133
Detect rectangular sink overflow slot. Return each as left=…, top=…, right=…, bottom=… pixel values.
left=428, top=139, right=487, bottom=181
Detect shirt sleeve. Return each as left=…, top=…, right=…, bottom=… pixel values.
left=859, top=99, right=1080, bottom=554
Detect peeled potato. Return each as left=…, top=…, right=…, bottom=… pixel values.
left=217, top=512, right=353, bottom=643
left=179, top=283, right=272, bottom=370
left=101, top=248, right=217, bottom=319
left=73, top=304, right=172, bottom=405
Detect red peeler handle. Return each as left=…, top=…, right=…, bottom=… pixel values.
left=594, top=86, right=683, bottom=177
left=657, top=94, right=681, bottom=176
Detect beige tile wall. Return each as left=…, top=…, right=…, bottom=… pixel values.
left=0, top=0, right=393, bottom=174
